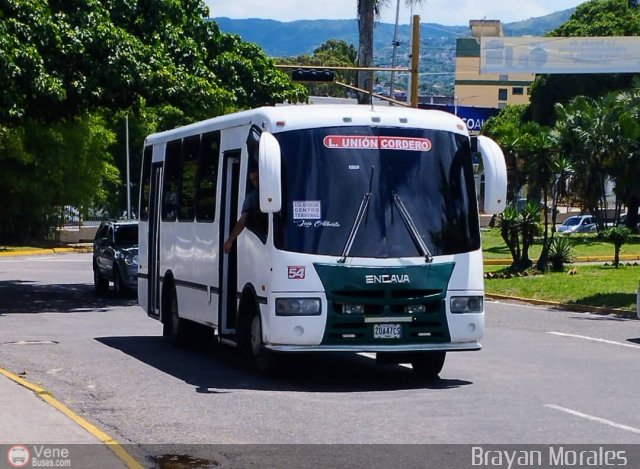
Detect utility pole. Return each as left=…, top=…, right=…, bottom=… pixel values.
left=410, top=15, right=420, bottom=108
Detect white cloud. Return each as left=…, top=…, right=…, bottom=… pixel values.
left=205, top=0, right=586, bottom=26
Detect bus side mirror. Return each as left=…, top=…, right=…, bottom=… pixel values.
left=476, top=135, right=507, bottom=214
left=258, top=132, right=282, bottom=213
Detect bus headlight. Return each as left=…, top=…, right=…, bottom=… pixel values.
left=276, top=298, right=321, bottom=316
left=450, top=296, right=483, bottom=314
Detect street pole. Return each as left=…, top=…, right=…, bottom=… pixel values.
left=389, top=0, right=401, bottom=102
left=125, top=115, right=131, bottom=220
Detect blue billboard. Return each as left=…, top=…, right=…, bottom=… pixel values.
left=418, top=104, right=499, bottom=135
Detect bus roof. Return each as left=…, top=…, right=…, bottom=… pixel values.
left=144, top=104, right=469, bottom=146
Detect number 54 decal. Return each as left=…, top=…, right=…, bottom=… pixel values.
left=288, top=266, right=306, bottom=279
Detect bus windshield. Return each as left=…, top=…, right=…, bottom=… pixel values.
left=273, top=126, right=480, bottom=258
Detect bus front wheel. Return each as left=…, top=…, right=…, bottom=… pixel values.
left=249, top=314, right=279, bottom=376
left=410, top=351, right=446, bottom=378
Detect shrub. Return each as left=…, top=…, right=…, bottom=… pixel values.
left=603, top=226, right=632, bottom=268
left=548, top=236, right=575, bottom=271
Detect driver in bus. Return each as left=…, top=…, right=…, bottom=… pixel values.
left=223, top=162, right=260, bottom=254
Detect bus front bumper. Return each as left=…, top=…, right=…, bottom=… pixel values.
left=265, top=342, right=481, bottom=353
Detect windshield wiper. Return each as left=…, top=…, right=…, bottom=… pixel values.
left=391, top=191, right=433, bottom=263
left=338, top=167, right=374, bottom=263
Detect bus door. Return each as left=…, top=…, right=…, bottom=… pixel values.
left=219, top=150, right=241, bottom=336
left=148, top=162, right=163, bottom=318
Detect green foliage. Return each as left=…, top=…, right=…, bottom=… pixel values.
left=603, top=226, right=632, bottom=268
left=0, top=1, right=307, bottom=123
left=481, top=105, right=529, bottom=138
left=0, top=113, right=117, bottom=241
left=0, top=0, right=309, bottom=242
left=552, top=0, right=640, bottom=36
left=481, top=106, right=527, bottom=202
left=499, top=203, right=542, bottom=271
left=548, top=236, right=575, bottom=271
left=552, top=86, right=640, bottom=230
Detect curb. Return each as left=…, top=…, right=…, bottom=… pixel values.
left=0, top=366, right=142, bottom=468
left=0, top=246, right=92, bottom=257
left=486, top=293, right=637, bottom=319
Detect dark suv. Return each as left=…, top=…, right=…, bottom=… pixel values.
left=93, top=220, right=139, bottom=296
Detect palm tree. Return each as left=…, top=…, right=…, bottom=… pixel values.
left=553, top=96, right=611, bottom=230
left=612, top=83, right=640, bottom=228
left=356, top=0, right=425, bottom=104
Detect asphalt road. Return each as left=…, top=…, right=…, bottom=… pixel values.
left=1, top=253, right=640, bottom=466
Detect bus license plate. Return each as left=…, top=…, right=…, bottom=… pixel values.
left=374, top=324, right=402, bottom=339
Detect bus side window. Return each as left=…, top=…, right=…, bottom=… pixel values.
left=162, top=140, right=181, bottom=222
left=196, top=131, right=220, bottom=222
left=179, top=135, right=200, bottom=221
left=139, top=146, right=152, bottom=222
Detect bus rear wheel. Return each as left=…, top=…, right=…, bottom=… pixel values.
left=410, top=351, right=446, bottom=378
left=249, top=314, right=279, bottom=376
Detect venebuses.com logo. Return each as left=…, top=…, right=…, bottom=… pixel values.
left=7, top=445, right=30, bottom=468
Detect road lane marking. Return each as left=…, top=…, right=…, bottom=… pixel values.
left=545, top=404, right=640, bottom=434
left=548, top=332, right=640, bottom=349
left=0, top=366, right=142, bottom=468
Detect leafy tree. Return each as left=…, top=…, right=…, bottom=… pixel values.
left=553, top=88, right=640, bottom=232
left=603, top=226, right=632, bottom=268
left=0, top=0, right=308, bottom=242
left=0, top=113, right=118, bottom=241
left=519, top=122, right=560, bottom=271
left=611, top=82, right=640, bottom=228
left=482, top=105, right=530, bottom=205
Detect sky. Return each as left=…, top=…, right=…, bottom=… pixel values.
left=205, top=1, right=587, bottom=26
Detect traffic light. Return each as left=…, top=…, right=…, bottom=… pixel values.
left=291, top=68, right=335, bottom=83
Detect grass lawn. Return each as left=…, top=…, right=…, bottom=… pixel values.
left=481, top=228, right=640, bottom=311
left=484, top=263, right=640, bottom=311
left=481, top=228, right=640, bottom=261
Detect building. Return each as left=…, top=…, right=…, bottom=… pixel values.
left=455, top=20, right=535, bottom=109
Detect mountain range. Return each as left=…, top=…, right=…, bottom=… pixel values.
left=213, top=8, right=576, bottom=95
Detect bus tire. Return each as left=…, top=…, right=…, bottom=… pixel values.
left=93, top=263, right=108, bottom=296
left=162, top=285, right=185, bottom=345
left=249, top=313, right=279, bottom=376
left=410, top=351, right=446, bottom=378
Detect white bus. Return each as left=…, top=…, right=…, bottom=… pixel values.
left=138, top=104, right=506, bottom=377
